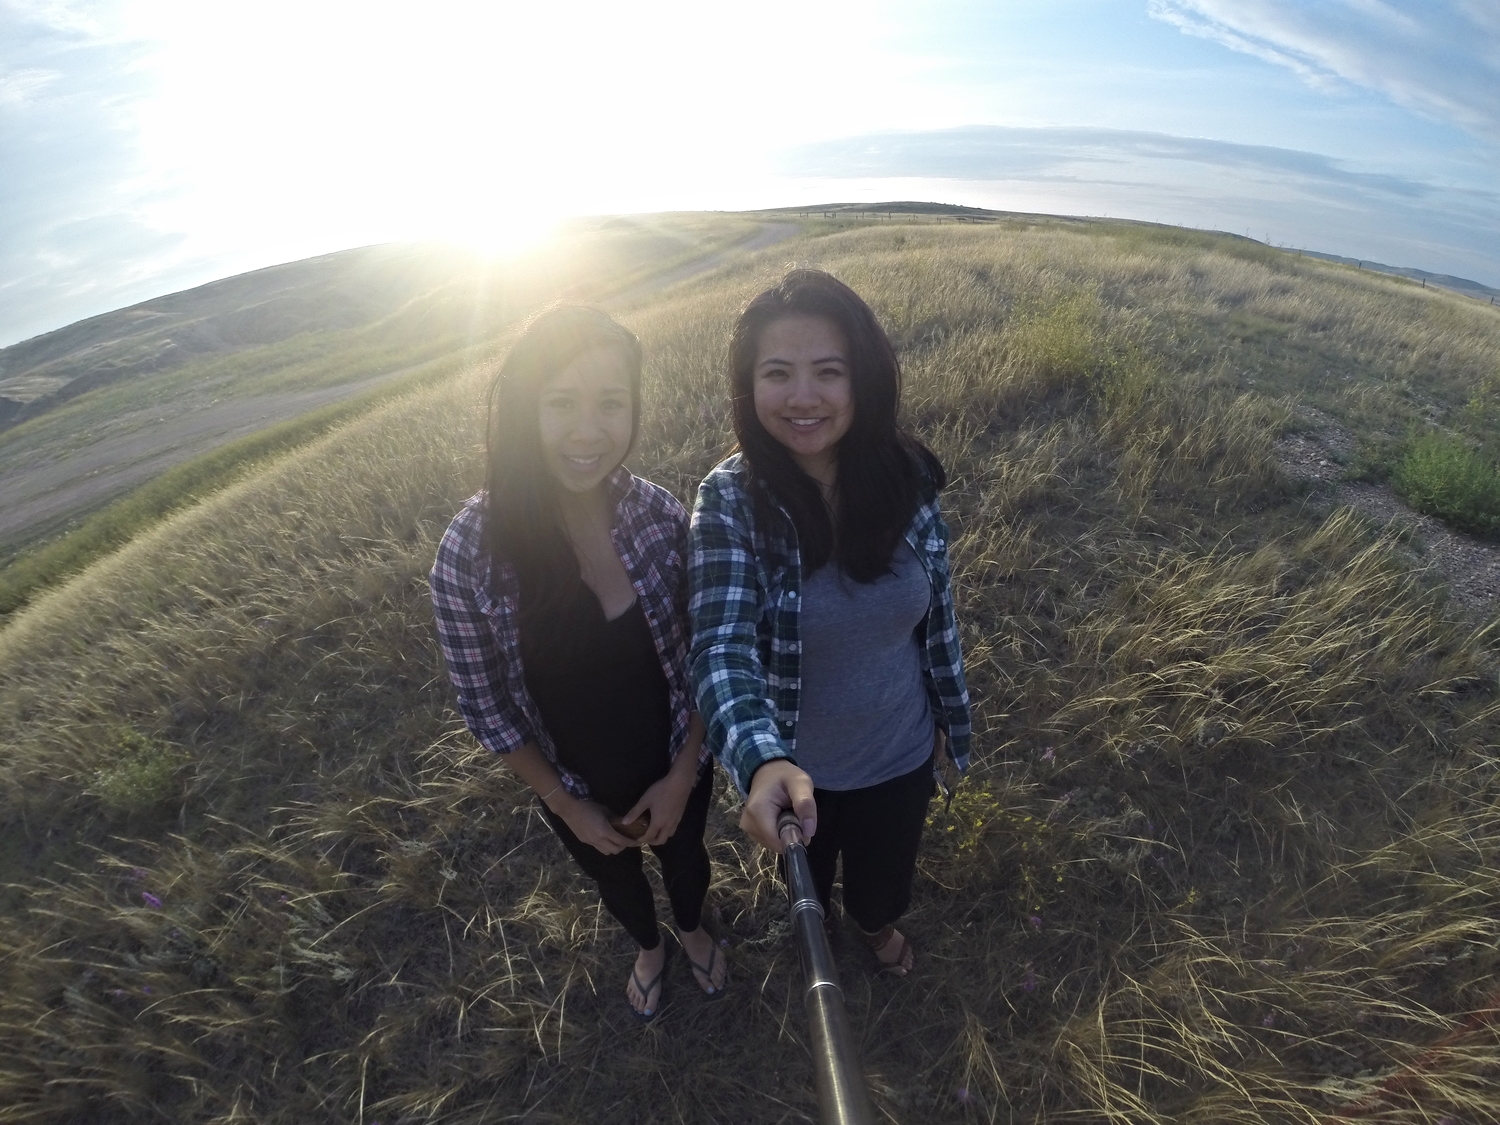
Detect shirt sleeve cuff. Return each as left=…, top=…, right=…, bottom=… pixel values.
left=949, top=734, right=971, bottom=773
left=474, top=726, right=528, bottom=756
left=728, top=729, right=795, bottom=798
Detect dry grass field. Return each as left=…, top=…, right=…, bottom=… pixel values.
left=2, top=218, right=1499, bottom=1124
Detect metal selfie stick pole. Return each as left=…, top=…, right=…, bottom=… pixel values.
left=777, top=810, right=876, bottom=1125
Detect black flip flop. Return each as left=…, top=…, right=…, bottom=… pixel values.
left=628, top=954, right=668, bottom=1023
left=682, top=939, right=729, bottom=1000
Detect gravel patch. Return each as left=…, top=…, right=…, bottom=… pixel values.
left=1276, top=423, right=1500, bottom=620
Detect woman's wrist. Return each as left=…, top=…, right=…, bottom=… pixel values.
left=664, top=766, right=697, bottom=797
left=665, top=743, right=703, bottom=787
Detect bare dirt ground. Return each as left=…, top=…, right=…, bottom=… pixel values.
left=0, top=223, right=803, bottom=553
left=1276, top=417, right=1500, bottom=621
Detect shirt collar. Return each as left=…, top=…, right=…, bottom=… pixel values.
left=604, top=464, right=635, bottom=513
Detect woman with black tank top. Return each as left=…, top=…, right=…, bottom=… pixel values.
left=690, top=271, right=972, bottom=976
left=431, top=307, right=726, bottom=1022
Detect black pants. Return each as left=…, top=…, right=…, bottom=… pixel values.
left=805, top=754, right=934, bottom=933
left=540, top=763, right=715, bottom=950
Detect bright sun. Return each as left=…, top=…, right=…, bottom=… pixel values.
left=121, top=0, right=889, bottom=261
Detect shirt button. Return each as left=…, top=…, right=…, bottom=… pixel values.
left=789, top=643, right=800, bottom=653
left=787, top=590, right=797, bottom=599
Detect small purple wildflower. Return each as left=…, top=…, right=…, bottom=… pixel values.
left=1261, top=1014, right=1276, bottom=1028
left=1029, top=915, right=1043, bottom=931
left=278, top=894, right=289, bottom=903
left=1048, top=788, right=1079, bottom=821
left=955, top=1088, right=970, bottom=1104
left=1022, top=969, right=1038, bottom=993
left=1040, top=746, right=1055, bottom=763
left=719, top=938, right=730, bottom=948
left=108, top=989, right=127, bottom=1000
left=141, top=891, right=162, bottom=909
left=129, top=868, right=147, bottom=881
left=141, top=985, right=153, bottom=995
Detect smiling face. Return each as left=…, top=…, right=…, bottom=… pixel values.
left=537, top=346, right=634, bottom=495
left=751, top=314, right=854, bottom=485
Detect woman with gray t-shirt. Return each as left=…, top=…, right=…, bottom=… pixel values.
left=689, top=269, right=972, bottom=975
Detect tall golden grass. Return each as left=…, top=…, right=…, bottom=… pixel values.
left=1, top=219, right=1498, bottom=1123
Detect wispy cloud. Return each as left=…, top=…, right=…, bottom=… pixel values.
left=0, top=2, right=186, bottom=345
left=1148, top=1, right=1500, bottom=143
left=1, top=0, right=113, bottom=38
left=3, top=1, right=1497, bottom=344
left=781, top=126, right=1442, bottom=200
left=778, top=125, right=1500, bottom=286
left=0, top=66, right=57, bottom=105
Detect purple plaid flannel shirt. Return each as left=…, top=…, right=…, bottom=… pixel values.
left=429, top=467, right=704, bottom=800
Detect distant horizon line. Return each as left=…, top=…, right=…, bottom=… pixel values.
left=4, top=205, right=1496, bottom=353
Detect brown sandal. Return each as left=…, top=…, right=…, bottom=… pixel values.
left=862, top=924, right=914, bottom=976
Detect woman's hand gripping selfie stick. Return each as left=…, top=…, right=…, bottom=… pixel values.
left=776, top=810, right=876, bottom=1125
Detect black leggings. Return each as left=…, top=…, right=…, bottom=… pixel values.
left=540, top=764, right=715, bottom=950
left=805, top=754, right=934, bottom=933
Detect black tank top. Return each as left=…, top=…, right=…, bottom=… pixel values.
left=520, top=587, right=672, bottom=815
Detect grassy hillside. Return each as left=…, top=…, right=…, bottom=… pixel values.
left=0, top=214, right=759, bottom=611
left=1, top=219, right=1499, bottom=1124
left=0, top=214, right=754, bottom=422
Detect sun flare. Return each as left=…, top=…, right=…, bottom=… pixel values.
left=118, top=0, right=897, bottom=264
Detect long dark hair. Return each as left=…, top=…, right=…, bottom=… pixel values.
left=729, top=269, right=944, bottom=582
left=484, top=305, right=642, bottom=626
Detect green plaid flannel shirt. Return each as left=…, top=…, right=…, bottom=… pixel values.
left=688, top=453, right=972, bottom=796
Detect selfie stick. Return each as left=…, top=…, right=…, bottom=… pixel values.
left=777, top=810, right=876, bottom=1125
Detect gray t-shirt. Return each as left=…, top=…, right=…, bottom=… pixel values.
left=794, top=541, right=935, bottom=791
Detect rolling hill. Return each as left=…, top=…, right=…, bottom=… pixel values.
left=0, top=243, right=475, bottom=422
left=0, top=215, right=759, bottom=428
left=0, top=213, right=764, bottom=610
left=1, top=214, right=1499, bottom=1124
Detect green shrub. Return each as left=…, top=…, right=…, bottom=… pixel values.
left=90, top=729, right=186, bottom=816
left=1392, top=430, right=1500, bottom=538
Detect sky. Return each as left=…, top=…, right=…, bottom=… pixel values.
left=2, top=0, right=1498, bottom=347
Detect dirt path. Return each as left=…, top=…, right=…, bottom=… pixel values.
left=0, top=369, right=412, bottom=546
left=1276, top=420, right=1500, bottom=620
left=0, top=222, right=804, bottom=553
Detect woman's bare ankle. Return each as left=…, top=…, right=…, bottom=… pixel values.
left=861, top=923, right=913, bottom=973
